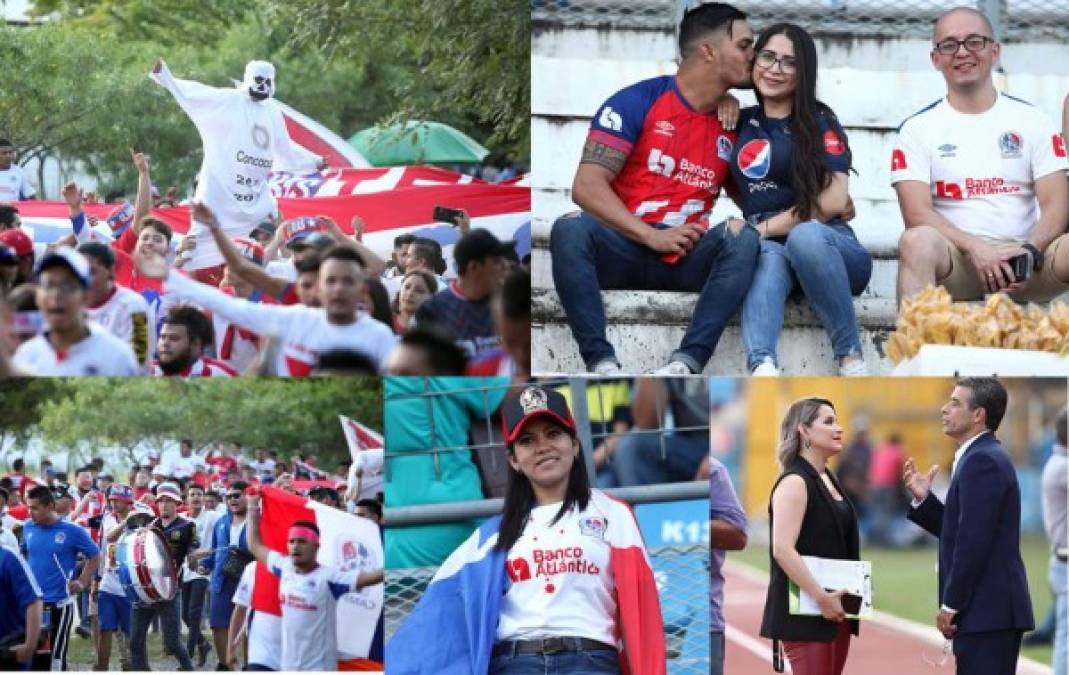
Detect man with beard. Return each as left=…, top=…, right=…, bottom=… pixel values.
left=199, top=481, right=251, bottom=671
left=12, top=248, right=139, bottom=376
left=151, top=305, right=238, bottom=377
left=151, top=59, right=325, bottom=271
left=77, top=241, right=154, bottom=373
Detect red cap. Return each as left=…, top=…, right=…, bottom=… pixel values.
left=0, top=229, right=33, bottom=257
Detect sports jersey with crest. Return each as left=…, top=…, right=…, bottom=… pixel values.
left=729, top=106, right=852, bottom=222
left=587, top=75, right=737, bottom=227
left=86, top=285, right=155, bottom=374
left=890, top=92, right=1068, bottom=241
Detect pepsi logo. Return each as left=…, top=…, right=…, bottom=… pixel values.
left=823, top=130, right=845, bottom=156
left=891, top=149, right=907, bottom=172
left=737, top=139, right=771, bottom=179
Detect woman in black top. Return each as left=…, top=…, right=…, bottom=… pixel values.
left=760, top=398, right=860, bottom=674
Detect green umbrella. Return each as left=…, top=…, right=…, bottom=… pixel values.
left=348, top=120, right=490, bottom=166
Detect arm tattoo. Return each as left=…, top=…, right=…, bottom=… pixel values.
left=580, top=139, right=628, bottom=175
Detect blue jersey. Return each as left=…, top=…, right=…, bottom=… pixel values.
left=729, top=106, right=851, bottom=223
left=20, top=519, right=100, bottom=604
left=0, top=548, right=42, bottom=638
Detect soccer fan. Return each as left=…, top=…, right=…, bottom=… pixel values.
left=227, top=560, right=282, bottom=671
left=140, top=204, right=397, bottom=375
left=392, top=270, right=438, bottom=334
left=181, top=483, right=219, bottom=666
left=152, top=305, right=238, bottom=377
left=385, top=328, right=468, bottom=376
left=550, top=2, right=760, bottom=375
left=383, top=233, right=417, bottom=280
left=161, top=439, right=209, bottom=481
left=20, top=485, right=101, bottom=671
left=354, top=499, right=383, bottom=526
left=245, top=493, right=384, bottom=671
left=12, top=248, right=140, bottom=376
left=6, top=458, right=29, bottom=501
left=0, top=545, right=42, bottom=671
left=0, top=242, right=18, bottom=295
left=78, top=241, right=154, bottom=372
left=96, top=484, right=141, bottom=671
left=0, top=228, right=35, bottom=287
left=0, top=203, right=22, bottom=229
left=384, top=238, right=446, bottom=299
left=199, top=481, right=251, bottom=670
left=466, top=267, right=530, bottom=377
left=249, top=448, right=275, bottom=483
left=893, top=7, right=1069, bottom=303
left=0, top=138, right=36, bottom=201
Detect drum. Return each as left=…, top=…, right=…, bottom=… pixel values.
left=115, top=527, right=177, bottom=603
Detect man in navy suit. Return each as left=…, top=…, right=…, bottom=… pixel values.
left=903, top=377, right=1034, bottom=675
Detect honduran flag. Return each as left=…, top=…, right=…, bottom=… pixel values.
left=251, top=486, right=384, bottom=668
left=386, top=490, right=667, bottom=675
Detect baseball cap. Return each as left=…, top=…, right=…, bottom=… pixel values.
left=231, top=237, right=264, bottom=266
left=0, top=244, right=16, bottom=265
left=108, top=484, right=134, bottom=503
left=250, top=220, right=276, bottom=239
left=51, top=484, right=71, bottom=501
left=105, top=202, right=135, bottom=233
left=34, top=247, right=92, bottom=288
left=288, top=231, right=334, bottom=252
left=454, top=229, right=514, bottom=273
left=0, top=228, right=33, bottom=257
left=501, top=385, right=577, bottom=445
left=156, top=482, right=182, bottom=503
left=283, top=217, right=324, bottom=247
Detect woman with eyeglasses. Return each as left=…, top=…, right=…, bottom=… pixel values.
left=759, top=398, right=860, bottom=674
left=728, top=23, right=872, bottom=377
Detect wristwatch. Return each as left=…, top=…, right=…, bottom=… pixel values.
left=1022, top=242, right=1043, bottom=271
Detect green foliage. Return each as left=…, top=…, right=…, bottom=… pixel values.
left=0, top=379, right=62, bottom=457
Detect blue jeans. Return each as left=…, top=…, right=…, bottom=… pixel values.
left=130, top=598, right=194, bottom=671
left=489, top=647, right=620, bottom=674
left=1052, top=556, right=1067, bottom=675
left=611, top=430, right=709, bottom=486
left=741, top=219, right=872, bottom=371
left=710, top=630, right=725, bottom=675
left=551, top=211, right=759, bottom=372
left=181, top=578, right=209, bottom=656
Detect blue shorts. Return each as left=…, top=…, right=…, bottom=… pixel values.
left=209, top=578, right=239, bottom=629
left=98, top=591, right=131, bottom=634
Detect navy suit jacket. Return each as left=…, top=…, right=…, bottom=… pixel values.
left=907, top=431, right=1034, bottom=635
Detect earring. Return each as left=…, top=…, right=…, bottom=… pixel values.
left=803, top=438, right=811, bottom=450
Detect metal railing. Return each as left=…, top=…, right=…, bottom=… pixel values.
left=532, top=0, right=1069, bottom=43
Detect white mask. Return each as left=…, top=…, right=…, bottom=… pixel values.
left=243, top=61, right=275, bottom=100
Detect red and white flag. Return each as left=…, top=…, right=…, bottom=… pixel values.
left=251, top=486, right=384, bottom=665
left=275, top=98, right=371, bottom=169
left=340, top=415, right=384, bottom=502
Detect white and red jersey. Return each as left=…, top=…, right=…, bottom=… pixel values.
left=588, top=75, right=736, bottom=227
left=150, top=355, right=238, bottom=378
left=73, top=488, right=106, bottom=542
left=233, top=561, right=282, bottom=669
left=891, top=92, right=1068, bottom=241
left=12, top=322, right=140, bottom=376
left=165, top=270, right=398, bottom=376
left=211, top=287, right=275, bottom=373
left=86, top=284, right=155, bottom=373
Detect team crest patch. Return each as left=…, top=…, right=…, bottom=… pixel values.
left=578, top=516, right=608, bottom=541
left=252, top=124, right=271, bottom=150
left=55, top=532, right=66, bottom=544
left=938, top=143, right=957, bottom=158
left=998, top=131, right=1022, bottom=158
left=519, top=387, right=548, bottom=415
left=171, top=530, right=182, bottom=541
left=716, top=135, right=733, bottom=161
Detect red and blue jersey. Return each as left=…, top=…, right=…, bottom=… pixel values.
left=587, top=75, right=736, bottom=227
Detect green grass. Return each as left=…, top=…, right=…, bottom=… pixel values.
left=730, top=533, right=1054, bottom=666
left=64, top=627, right=216, bottom=671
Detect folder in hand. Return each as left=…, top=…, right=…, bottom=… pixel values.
left=788, top=555, right=873, bottom=619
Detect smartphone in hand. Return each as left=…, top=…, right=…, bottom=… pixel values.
left=433, top=206, right=465, bottom=226
left=1008, top=253, right=1031, bottom=283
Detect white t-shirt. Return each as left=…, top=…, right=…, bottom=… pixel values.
left=232, top=561, right=282, bottom=670
left=182, top=508, right=220, bottom=582
left=86, top=285, right=155, bottom=373
left=0, top=165, right=36, bottom=201
left=349, top=451, right=384, bottom=502
left=496, top=500, right=616, bottom=645
left=161, top=452, right=207, bottom=480
left=165, top=270, right=398, bottom=376
left=248, top=459, right=276, bottom=482
left=13, top=322, right=140, bottom=376
left=266, top=550, right=357, bottom=671
left=891, top=92, right=1069, bottom=241
left=0, top=527, right=17, bottom=553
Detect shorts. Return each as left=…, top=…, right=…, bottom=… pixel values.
left=938, top=232, right=1069, bottom=301
left=209, top=579, right=239, bottom=629
left=97, top=591, right=131, bottom=634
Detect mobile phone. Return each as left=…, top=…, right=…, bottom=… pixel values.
left=826, top=589, right=863, bottom=615
left=433, top=206, right=465, bottom=226
left=1008, top=253, right=1031, bottom=283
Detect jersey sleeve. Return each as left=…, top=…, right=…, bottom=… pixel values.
left=818, top=111, right=852, bottom=174
left=1029, top=110, right=1069, bottom=180
left=231, top=561, right=257, bottom=607
left=266, top=550, right=286, bottom=578
left=18, top=172, right=36, bottom=200
left=150, top=62, right=233, bottom=127
left=327, top=566, right=359, bottom=599
left=586, top=79, right=659, bottom=158
left=1, top=550, right=42, bottom=614
left=165, top=269, right=305, bottom=338
left=890, top=117, right=931, bottom=185
left=72, top=524, right=101, bottom=558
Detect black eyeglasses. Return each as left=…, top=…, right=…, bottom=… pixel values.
left=933, top=35, right=993, bottom=55
left=226, top=493, right=243, bottom=500
left=755, top=50, right=797, bottom=74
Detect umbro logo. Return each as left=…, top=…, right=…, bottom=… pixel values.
left=653, top=121, right=674, bottom=137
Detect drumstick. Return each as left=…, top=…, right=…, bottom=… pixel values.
left=54, top=553, right=73, bottom=601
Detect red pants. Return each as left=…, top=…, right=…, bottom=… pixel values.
left=782, top=622, right=851, bottom=675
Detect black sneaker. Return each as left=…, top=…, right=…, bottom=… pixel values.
left=216, top=662, right=230, bottom=671
left=197, top=640, right=212, bottom=667
left=75, top=625, right=91, bottom=639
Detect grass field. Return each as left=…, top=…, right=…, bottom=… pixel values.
left=63, top=627, right=217, bottom=671
left=729, top=533, right=1055, bottom=666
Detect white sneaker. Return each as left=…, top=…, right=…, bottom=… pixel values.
left=751, top=358, right=780, bottom=376
left=839, top=358, right=868, bottom=377
left=591, top=359, right=622, bottom=376
left=652, top=360, right=693, bottom=375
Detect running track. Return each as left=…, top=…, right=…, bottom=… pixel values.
left=721, top=561, right=1052, bottom=675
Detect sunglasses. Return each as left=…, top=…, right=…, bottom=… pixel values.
left=226, top=493, right=243, bottom=500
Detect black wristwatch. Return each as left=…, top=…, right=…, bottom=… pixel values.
left=1021, top=242, right=1043, bottom=271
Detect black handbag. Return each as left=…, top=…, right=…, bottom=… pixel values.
left=221, top=546, right=254, bottom=581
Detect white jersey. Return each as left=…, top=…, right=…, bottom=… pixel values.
left=165, top=270, right=398, bottom=376
left=151, top=62, right=320, bottom=270
left=182, top=508, right=220, bottom=582
left=161, top=452, right=207, bottom=481
left=232, top=561, right=282, bottom=670
left=0, top=527, right=17, bottom=553
left=86, top=285, right=155, bottom=373
left=496, top=498, right=617, bottom=646
left=0, top=164, right=35, bottom=201
left=248, top=459, right=276, bottom=482
left=99, top=511, right=127, bottom=597
left=349, top=450, right=384, bottom=502
left=13, top=322, right=140, bottom=376
left=891, top=92, right=1069, bottom=241
left=266, top=550, right=357, bottom=671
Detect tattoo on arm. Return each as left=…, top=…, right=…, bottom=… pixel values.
left=580, top=139, right=628, bottom=175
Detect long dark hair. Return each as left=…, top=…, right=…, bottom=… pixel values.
left=754, top=23, right=849, bottom=222
left=495, top=428, right=591, bottom=552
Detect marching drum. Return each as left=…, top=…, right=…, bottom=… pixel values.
left=115, top=527, right=178, bottom=603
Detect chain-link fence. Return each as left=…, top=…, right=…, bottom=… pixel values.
left=386, top=544, right=710, bottom=674
left=531, top=0, right=1069, bottom=43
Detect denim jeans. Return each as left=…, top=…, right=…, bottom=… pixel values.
left=130, top=598, right=194, bottom=671
left=741, top=219, right=872, bottom=372
left=181, top=578, right=209, bottom=656
left=550, top=211, right=759, bottom=372
left=1051, top=556, right=1067, bottom=675
left=611, top=430, right=709, bottom=486
left=710, top=631, right=725, bottom=675
left=489, top=647, right=620, bottom=674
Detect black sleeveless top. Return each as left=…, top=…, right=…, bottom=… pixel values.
left=760, top=457, right=861, bottom=641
